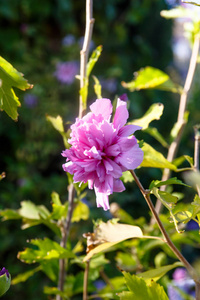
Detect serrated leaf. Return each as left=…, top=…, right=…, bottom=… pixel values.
left=87, top=45, right=102, bottom=77
left=18, top=238, right=75, bottom=264
left=0, top=56, right=33, bottom=120
left=71, top=200, right=89, bottom=222
left=0, top=272, right=11, bottom=297
left=130, top=103, right=164, bottom=130
left=140, top=142, right=177, bottom=170
left=144, top=127, right=169, bottom=148
left=122, top=67, right=182, bottom=93
left=123, top=272, right=169, bottom=300
left=93, top=75, right=102, bottom=98
left=149, top=177, right=189, bottom=190
left=12, top=266, right=41, bottom=285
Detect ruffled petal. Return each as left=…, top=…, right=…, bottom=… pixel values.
left=113, top=179, right=125, bottom=193
left=113, top=98, right=128, bottom=129
left=115, top=143, right=144, bottom=170
left=118, top=124, right=142, bottom=137
left=90, top=98, right=113, bottom=120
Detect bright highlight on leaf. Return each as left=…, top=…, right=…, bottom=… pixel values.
left=130, top=103, right=164, bottom=130
left=121, top=66, right=182, bottom=93
left=0, top=56, right=33, bottom=120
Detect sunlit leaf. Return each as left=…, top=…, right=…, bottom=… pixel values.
left=123, top=272, right=169, bottom=300
left=18, top=201, right=50, bottom=220
left=122, top=66, right=182, bottom=93
left=72, top=200, right=89, bottom=222
left=41, top=260, right=58, bottom=282
left=87, top=45, right=102, bottom=77
left=0, top=272, right=11, bottom=297
left=46, top=115, right=64, bottom=133
left=0, top=209, right=21, bottom=220
left=141, top=142, right=177, bottom=170
left=18, top=238, right=75, bottom=264
left=184, top=171, right=200, bottom=191
left=110, top=203, right=137, bottom=225
left=118, top=291, right=135, bottom=299
left=149, top=177, right=189, bottom=190
left=129, top=103, right=164, bottom=130
left=121, top=171, right=134, bottom=183
left=12, top=266, right=41, bottom=285
left=138, top=262, right=183, bottom=284
left=144, top=127, right=169, bottom=148
left=0, top=56, right=33, bottom=120
left=161, top=7, right=192, bottom=19
left=51, top=191, right=62, bottom=206
left=93, top=75, right=102, bottom=98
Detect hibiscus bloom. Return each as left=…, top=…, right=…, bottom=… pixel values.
left=62, top=98, right=143, bottom=210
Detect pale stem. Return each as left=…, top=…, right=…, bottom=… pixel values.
left=130, top=169, right=200, bottom=287
left=154, top=33, right=200, bottom=217
left=194, top=125, right=200, bottom=197
left=79, top=0, right=95, bottom=119
left=56, top=183, right=75, bottom=300
left=83, top=260, right=90, bottom=300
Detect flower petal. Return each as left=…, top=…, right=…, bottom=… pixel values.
left=113, top=179, right=125, bottom=193
left=113, top=98, right=129, bottom=129
left=115, top=144, right=144, bottom=170
left=118, top=124, right=142, bottom=137
left=90, top=98, right=113, bottom=120
left=95, top=190, right=110, bottom=211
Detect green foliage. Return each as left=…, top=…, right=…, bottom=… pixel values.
left=129, top=103, right=164, bottom=130
left=12, top=266, right=42, bottom=285
left=17, top=238, right=75, bottom=264
left=140, top=142, right=177, bottom=170
left=122, top=66, right=182, bottom=93
left=0, top=56, right=32, bottom=120
left=46, top=115, right=70, bottom=148
left=0, top=272, right=11, bottom=297
left=119, top=272, right=169, bottom=300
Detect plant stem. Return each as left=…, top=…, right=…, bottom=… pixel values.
left=83, top=260, right=90, bottom=300
left=130, top=170, right=200, bottom=285
left=153, top=33, right=200, bottom=217
left=194, top=125, right=200, bottom=197
left=79, top=0, right=95, bottom=119
left=56, top=183, right=75, bottom=300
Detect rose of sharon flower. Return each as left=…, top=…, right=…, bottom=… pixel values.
left=62, top=98, right=143, bottom=210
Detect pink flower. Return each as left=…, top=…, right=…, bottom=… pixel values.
left=62, top=98, right=143, bottom=210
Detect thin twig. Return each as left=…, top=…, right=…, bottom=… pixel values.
left=194, top=125, right=200, bottom=197
left=83, top=260, right=90, bottom=300
left=153, top=33, right=200, bottom=218
left=56, top=183, right=75, bottom=300
left=79, top=0, right=95, bottom=119
left=130, top=170, right=200, bottom=284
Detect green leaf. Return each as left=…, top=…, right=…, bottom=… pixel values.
left=12, top=266, right=41, bottom=285
left=0, top=56, right=33, bottom=120
left=144, top=127, right=169, bottom=148
left=121, top=171, right=134, bottom=183
left=140, top=142, right=177, bottom=170
left=109, top=203, right=138, bottom=225
left=51, top=191, right=62, bottom=206
left=184, top=171, right=200, bottom=191
left=151, top=187, right=178, bottom=210
left=118, top=291, right=135, bottom=299
left=0, top=209, right=21, bottom=220
left=122, top=66, right=182, bottom=93
left=129, top=103, right=164, bottom=130
left=18, top=238, right=75, bottom=264
left=0, top=272, right=11, bottom=297
left=18, top=200, right=50, bottom=220
left=86, top=45, right=102, bottom=77
left=138, top=262, right=183, bottom=284
left=93, top=75, right=102, bottom=98
left=41, top=260, right=59, bottom=282
left=46, top=115, right=64, bottom=133
left=71, top=200, right=89, bottom=222
left=123, top=272, right=169, bottom=300
left=149, top=177, right=189, bottom=190
left=46, top=115, right=70, bottom=148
